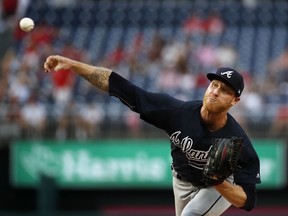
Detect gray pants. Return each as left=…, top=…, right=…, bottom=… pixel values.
left=172, top=171, right=233, bottom=216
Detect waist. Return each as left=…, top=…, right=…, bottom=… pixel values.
left=171, top=164, right=204, bottom=187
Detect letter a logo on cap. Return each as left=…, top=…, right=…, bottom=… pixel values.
left=220, top=71, right=233, bottom=78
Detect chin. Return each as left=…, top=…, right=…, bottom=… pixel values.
left=206, top=104, right=222, bottom=113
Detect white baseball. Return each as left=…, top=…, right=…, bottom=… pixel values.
left=19, top=17, right=34, bottom=32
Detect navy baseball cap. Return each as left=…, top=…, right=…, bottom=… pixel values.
left=207, top=67, right=244, bottom=97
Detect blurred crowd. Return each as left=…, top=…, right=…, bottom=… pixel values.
left=1, top=0, right=288, bottom=141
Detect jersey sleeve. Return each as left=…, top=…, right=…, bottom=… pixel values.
left=233, top=139, right=261, bottom=185
left=108, top=72, right=183, bottom=130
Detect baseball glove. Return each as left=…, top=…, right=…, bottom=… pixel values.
left=202, top=137, right=243, bottom=186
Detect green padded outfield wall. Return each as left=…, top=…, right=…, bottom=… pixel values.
left=10, top=139, right=287, bottom=189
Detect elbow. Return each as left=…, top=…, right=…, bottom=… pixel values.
left=233, top=195, right=250, bottom=210
left=234, top=195, right=255, bottom=211
left=241, top=202, right=255, bottom=212
left=241, top=200, right=255, bottom=211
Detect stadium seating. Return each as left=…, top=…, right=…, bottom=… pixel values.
left=5, top=0, right=288, bottom=139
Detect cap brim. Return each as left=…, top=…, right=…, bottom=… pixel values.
left=206, top=73, right=238, bottom=95
left=207, top=73, right=220, bottom=82
left=207, top=73, right=231, bottom=84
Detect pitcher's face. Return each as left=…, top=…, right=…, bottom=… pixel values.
left=203, top=80, right=240, bottom=113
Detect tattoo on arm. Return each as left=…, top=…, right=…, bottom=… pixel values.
left=81, top=68, right=111, bottom=92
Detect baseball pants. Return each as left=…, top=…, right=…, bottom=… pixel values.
left=172, top=171, right=234, bottom=216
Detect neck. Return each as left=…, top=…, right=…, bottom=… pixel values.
left=200, top=107, right=228, bottom=132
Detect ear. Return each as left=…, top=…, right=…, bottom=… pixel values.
left=231, top=97, right=240, bottom=106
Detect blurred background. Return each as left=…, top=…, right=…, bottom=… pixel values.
left=0, top=0, right=287, bottom=215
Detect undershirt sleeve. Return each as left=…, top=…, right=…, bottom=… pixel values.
left=108, top=72, right=182, bottom=130
left=238, top=183, right=257, bottom=211
left=108, top=72, right=142, bottom=112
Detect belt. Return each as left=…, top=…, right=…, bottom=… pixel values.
left=171, top=165, right=206, bottom=188
left=171, top=165, right=192, bottom=183
left=171, top=165, right=204, bottom=188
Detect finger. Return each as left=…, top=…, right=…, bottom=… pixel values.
left=44, top=61, right=53, bottom=72
left=44, top=62, right=50, bottom=72
left=44, top=56, right=52, bottom=71
left=44, top=56, right=57, bottom=72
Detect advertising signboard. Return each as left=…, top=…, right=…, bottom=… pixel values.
left=11, top=139, right=286, bottom=189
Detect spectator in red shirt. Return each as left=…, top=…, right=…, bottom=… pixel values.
left=203, top=10, right=225, bottom=35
